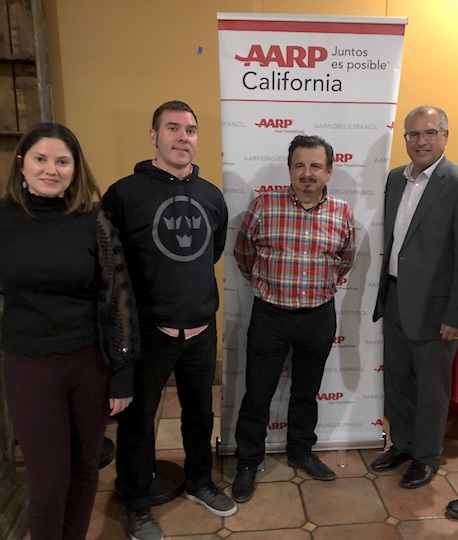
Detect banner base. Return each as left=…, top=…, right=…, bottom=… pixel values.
left=216, top=434, right=386, bottom=456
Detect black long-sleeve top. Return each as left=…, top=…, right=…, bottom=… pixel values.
left=0, top=192, right=140, bottom=397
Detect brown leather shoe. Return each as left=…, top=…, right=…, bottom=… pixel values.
left=370, top=446, right=411, bottom=472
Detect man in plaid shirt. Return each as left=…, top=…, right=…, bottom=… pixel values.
left=231, top=135, right=356, bottom=503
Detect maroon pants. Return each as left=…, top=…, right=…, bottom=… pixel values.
left=4, top=346, right=109, bottom=540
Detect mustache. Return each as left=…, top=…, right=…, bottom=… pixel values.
left=298, top=176, right=317, bottom=182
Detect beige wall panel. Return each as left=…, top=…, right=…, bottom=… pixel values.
left=261, top=0, right=387, bottom=15
left=386, top=1, right=458, bottom=169
left=43, top=0, right=458, bottom=360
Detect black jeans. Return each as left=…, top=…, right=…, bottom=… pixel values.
left=116, top=322, right=217, bottom=511
left=235, top=297, right=336, bottom=469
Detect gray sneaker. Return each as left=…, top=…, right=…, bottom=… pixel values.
left=185, top=481, right=238, bottom=517
left=127, top=510, right=164, bottom=540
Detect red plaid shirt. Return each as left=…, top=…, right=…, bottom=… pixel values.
left=234, top=186, right=356, bottom=309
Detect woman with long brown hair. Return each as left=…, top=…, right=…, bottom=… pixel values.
left=0, top=122, right=140, bottom=539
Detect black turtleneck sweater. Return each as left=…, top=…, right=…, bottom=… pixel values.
left=0, top=193, right=140, bottom=397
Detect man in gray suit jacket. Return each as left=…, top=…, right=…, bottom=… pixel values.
left=371, top=105, right=458, bottom=490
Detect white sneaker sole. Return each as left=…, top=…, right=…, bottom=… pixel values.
left=129, top=534, right=164, bottom=540
left=184, top=491, right=238, bottom=517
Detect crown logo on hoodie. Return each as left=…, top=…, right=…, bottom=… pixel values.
left=163, top=215, right=202, bottom=247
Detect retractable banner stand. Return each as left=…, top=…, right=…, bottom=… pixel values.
left=217, top=13, right=407, bottom=455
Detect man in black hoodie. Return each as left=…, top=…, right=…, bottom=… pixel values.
left=102, top=101, right=235, bottom=540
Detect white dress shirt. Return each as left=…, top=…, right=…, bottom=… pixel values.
left=388, top=155, right=444, bottom=277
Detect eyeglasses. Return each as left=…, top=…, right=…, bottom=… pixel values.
left=404, top=129, right=443, bottom=142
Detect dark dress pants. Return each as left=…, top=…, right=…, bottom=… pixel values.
left=4, top=346, right=109, bottom=540
left=383, top=280, right=455, bottom=467
left=235, top=297, right=336, bottom=469
left=116, top=322, right=216, bottom=511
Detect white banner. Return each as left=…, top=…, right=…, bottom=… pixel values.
left=217, top=13, right=407, bottom=455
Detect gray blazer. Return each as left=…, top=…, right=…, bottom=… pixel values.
left=373, top=157, right=458, bottom=340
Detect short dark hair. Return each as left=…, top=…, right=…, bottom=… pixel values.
left=3, top=122, right=100, bottom=214
left=287, top=135, right=334, bottom=169
left=151, top=100, right=198, bottom=131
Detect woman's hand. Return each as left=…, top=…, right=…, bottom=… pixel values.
left=109, top=397, right=133, bottom=416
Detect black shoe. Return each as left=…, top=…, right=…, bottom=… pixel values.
left=114, top=477, right=124, bottom=501
left=99, top=436, right=115, bottom=469
left=232, top=467, right=257, bottom=503
left=288, top=453, right=336, bottom=481
left=446, top=499, right=458, bottom=518
left=370, top=446, right=411, bottom=472
left=400, top=460, right=436, bottom=489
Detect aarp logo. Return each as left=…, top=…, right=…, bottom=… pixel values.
left=333, top=153, right=353, bottom=163
left=255, top=184, right=289, bottom=194
left=316, top=392, right=344, bottom=401
left=235, top=44, right=328, bottom=67
left=255, top=118, right=293, bottom=128
left=268, top=421, right=288, bottom=430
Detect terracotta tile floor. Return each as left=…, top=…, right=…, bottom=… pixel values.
left=83, top=387, right=458, bottom=539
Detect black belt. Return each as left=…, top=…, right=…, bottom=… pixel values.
left=388, top=275, right=397, bottom=284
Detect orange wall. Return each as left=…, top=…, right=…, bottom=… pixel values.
left=43, top=0, right=458, bottom=357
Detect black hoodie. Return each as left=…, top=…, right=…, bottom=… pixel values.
left=102, top=160, right=228, bottom=329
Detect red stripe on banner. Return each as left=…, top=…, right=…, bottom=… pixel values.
left=221, top=99, right=398, bottom=105
left=218, top=20, right=405, bottom=36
